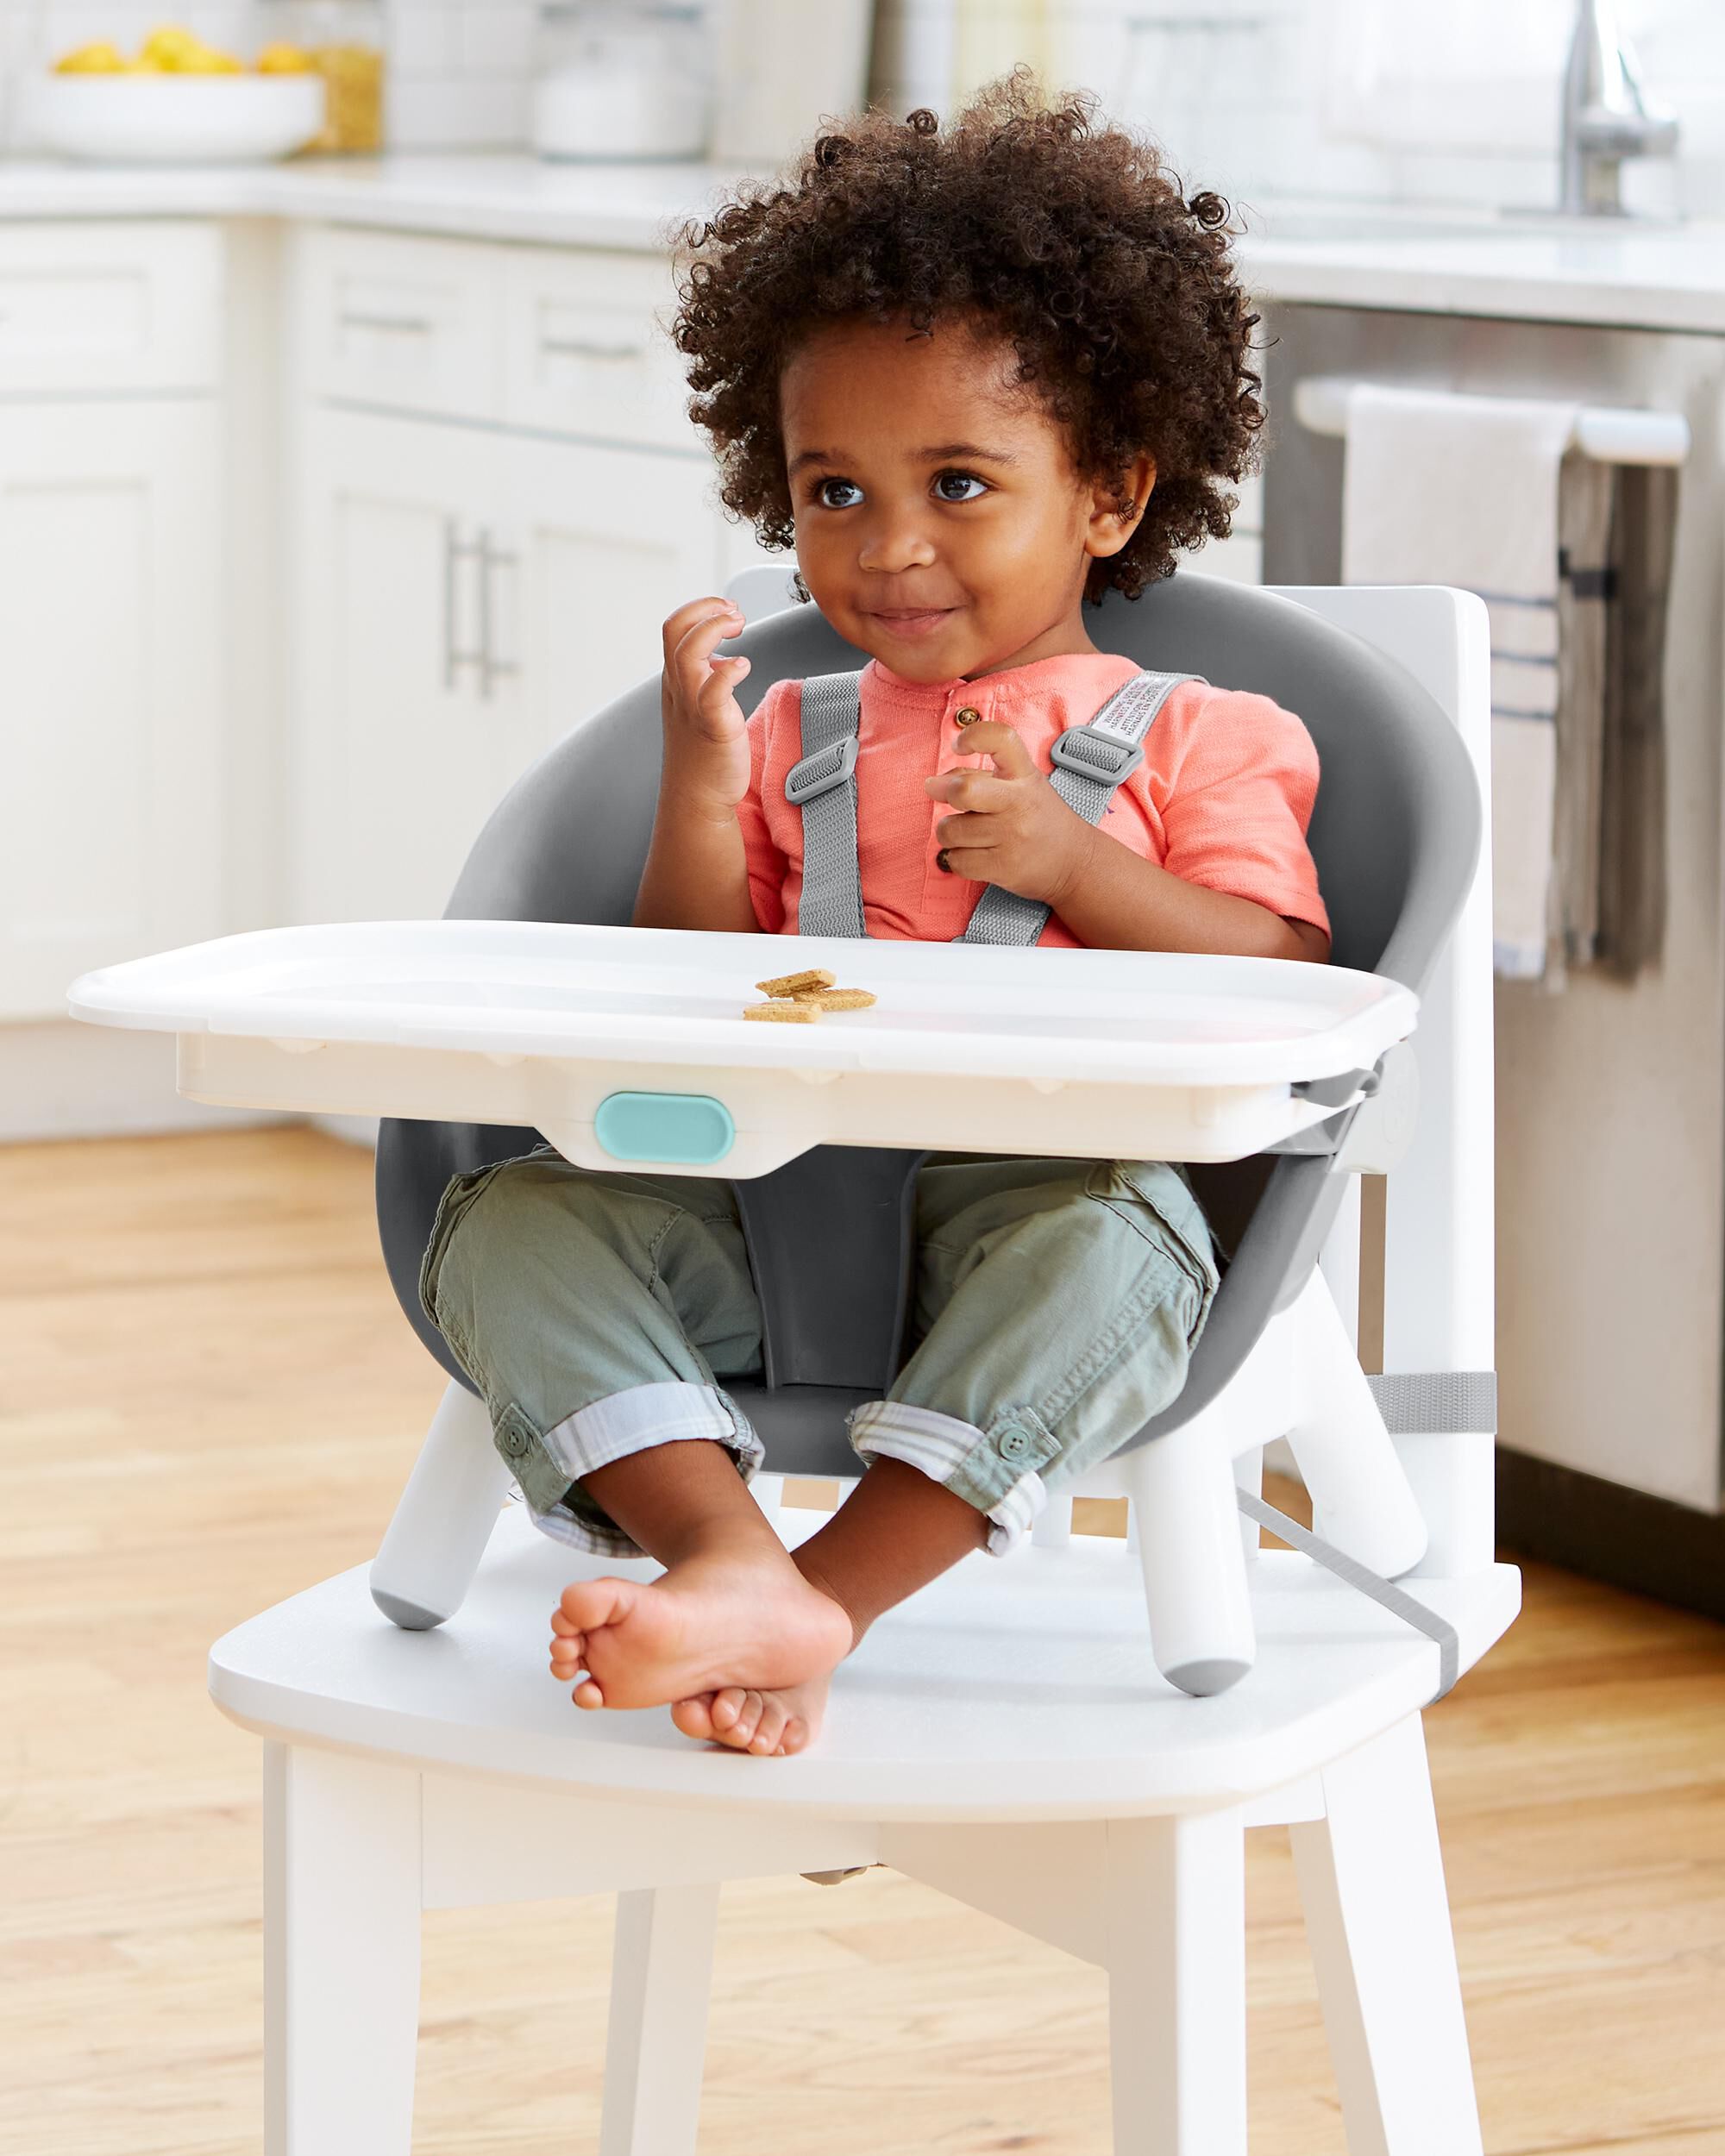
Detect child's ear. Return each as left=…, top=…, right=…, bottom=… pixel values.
left=1085, top=453, right=1157, bottom=561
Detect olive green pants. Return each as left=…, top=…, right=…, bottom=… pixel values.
left=419, top=1146, right=1219, bottom=1559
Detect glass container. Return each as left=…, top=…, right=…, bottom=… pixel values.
left=258, top=0, right=386, bottom=153
left=532, top=2, right=712, bottom=161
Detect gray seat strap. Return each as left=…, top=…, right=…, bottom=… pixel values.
left=1234, top=1488, right=1462, bottom=1702
left=961, top=667, right=1200, bottom=947
left=787, top=669, right=868, bottom=939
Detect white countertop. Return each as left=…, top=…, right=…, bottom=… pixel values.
left=2, top=152, right=1722, bottom=335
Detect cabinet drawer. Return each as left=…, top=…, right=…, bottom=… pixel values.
left=0, top=222, right=221, bottom=395
left=502, top=249, right=692, bottom=449
left=299, top=227, right=504, bottom=422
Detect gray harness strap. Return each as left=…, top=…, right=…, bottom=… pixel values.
left=961, top=667, right=1195, bottom=946
left=788, top=671, right=869, bottom=938
left=787, top=665, right=1197, bottom=943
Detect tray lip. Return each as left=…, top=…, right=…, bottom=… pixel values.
left=67, top=918, right=1419, bottom=1088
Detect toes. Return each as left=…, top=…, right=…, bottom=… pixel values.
left=572, top=1677, right=605, bottom=1709
left=558, top=1577, right=633, bottom=1633
left=708, top=1687, right=748, bottom=1733
left=749, top=1697, right=790, bottom=1756
left=718, top=1690, right=765, bottom=1750
left=671, top=1695, right=717, bottom=1740
left=780, top=1715, right=808, bottom=1755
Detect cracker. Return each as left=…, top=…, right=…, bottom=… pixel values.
left=756, top=967, right=836, bottom=999
left=743, top=999, right=823, bottom=1023
left=791, top=987, right=877, bottom=1012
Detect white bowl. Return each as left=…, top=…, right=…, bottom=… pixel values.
left=20, top=73, right=325, bottom=166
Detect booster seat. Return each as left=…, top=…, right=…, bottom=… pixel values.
left=369, top=568, right=1489, bottom=1698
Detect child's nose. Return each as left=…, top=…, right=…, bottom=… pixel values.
left=856, top=509, right=937, bottom=575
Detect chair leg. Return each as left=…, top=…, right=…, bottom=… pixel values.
left=600, top=1884, right=720, bottom=2156
left=1124, top=1424, right=1257, bottom=1695
left=1106, top=1809, right=1247, bottom=2155
left=1290, top=1714, right=1484, bottom=2156
left=371, top=1378, right=513, bottom=1630
left=1285, top=1271, right=1429, bottom=1580
left=264, top=1742, right=422, bottom=2156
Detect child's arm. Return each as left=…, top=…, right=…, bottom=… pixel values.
left=925, top=718, right=1330, bottom=962
left=633, top=597, right=761, bottom=933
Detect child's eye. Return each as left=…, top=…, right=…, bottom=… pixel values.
left=933, top=471, right=989, bottom=503
left=813, top=477, right=864, bottom=509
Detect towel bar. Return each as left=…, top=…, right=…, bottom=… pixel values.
left=1291, top=375, right=1690, bottom=467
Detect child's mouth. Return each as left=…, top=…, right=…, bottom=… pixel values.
left=865, top=606, right=958, bottom=640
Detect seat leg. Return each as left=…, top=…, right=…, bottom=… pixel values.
left=371, top=1378, right=513, bottom=1629
left=1290, top=1714, right=1484, bottom=2156
left=1106, top=1809, right=1246, bottom=2155
left=264, top=1743, right=421, bottom=2156
left=600, top=1884, right=719, bottom=2156
left=1123, top=1425, right=1256, bottom=1695
left=1285, top=1271, right=1428, bottom=1579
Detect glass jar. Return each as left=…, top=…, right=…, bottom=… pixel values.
left=532, top=2, right=712, bottom=162
left=258, top=0, right=386, bottom=153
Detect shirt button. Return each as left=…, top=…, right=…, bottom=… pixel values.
left=499, top=1422, right=530, bottom=1458
left=995, top=1425, right=1032, bottom=1460
left=953, top=705, right=981, bottom=728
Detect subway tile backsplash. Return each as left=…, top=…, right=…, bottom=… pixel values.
left=1, top=0, right=1719, bottom=215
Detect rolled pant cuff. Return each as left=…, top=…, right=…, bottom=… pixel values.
left=847, top=1400, right=1049, bottom=1557
left=525, top=1381, right=762, bottom=1559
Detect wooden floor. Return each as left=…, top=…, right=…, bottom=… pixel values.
left=3, top=1125, right=1723, bottom=2156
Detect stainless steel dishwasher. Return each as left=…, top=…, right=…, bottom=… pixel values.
left=1258, top=299, right=1725, bottom=1605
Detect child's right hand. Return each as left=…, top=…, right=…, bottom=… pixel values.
left=661, top=596, right=752, bottom=812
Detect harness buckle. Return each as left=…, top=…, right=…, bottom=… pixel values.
left=785, top=733, right=860, bottom=805
left=1050, top=724, right=1145, bottom=785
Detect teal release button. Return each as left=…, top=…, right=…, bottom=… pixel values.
left=593, top=1090, right=736, bottom=1165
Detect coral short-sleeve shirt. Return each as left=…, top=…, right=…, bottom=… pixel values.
left=735, top=649, right=1329, bottom=947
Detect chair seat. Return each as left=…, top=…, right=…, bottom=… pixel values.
left=210, top=1503, right=1520, bottom=1824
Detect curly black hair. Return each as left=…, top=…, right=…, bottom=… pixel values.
left=669, top=72, right=1264, bottom=602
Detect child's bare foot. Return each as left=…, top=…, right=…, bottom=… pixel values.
left=548, top=1547, right=851, bottom=1729
left=669, top=1671, right=832, bottom=1757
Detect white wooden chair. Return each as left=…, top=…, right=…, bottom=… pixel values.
left=201, top=578, right=1519, bottom=2153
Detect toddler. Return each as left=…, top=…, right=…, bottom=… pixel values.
left=418, top=77, right=1331, bottom=1758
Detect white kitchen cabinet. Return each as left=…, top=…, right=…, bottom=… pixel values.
left=501, top=434, right=734, bottom=763
left=292, top=407, right=758, bottom=924
left=292, top=406, right=523, bottom=925
left=0, top=400, right=223, bottom=1018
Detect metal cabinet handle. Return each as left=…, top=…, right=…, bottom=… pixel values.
left=477, top=529, right=519, bottom=701
left=538, top=335, right=643, bottom=363
left=341, top=310, right=436, bottom=336
left=442, top=519, right=486, bottom=690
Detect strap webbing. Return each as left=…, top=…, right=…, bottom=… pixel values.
left=791, top=670, right=868, bottom=939
left=962, top=668, right=1196, bottom=946
left=1234, top=1489, right=1462, bottom=1702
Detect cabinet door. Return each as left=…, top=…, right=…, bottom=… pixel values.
left=0, top=401, right=222, bottom=1018
left=292, top=407, right=521, bottom=923
left=499, top=436, right=736, bottom=764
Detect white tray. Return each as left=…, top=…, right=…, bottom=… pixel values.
left=67, top=921, right=1419, bottom=1175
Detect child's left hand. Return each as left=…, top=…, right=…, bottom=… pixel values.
left=924, top=719, right=1095, bottom=906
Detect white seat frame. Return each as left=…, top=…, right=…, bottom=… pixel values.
left=227, top=584, right=1515, bottom=2153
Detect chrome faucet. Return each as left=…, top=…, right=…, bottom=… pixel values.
left=1559, top=0, right=1678, bottom=216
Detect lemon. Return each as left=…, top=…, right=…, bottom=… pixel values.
left=256, top=41, right=314, bottom=73
left=54, top=41, right=127, bottom=73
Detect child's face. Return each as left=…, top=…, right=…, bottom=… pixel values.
left=779, top=316, right=1150, bottom=681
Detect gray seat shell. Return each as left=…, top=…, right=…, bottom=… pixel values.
left=374, top=574, right=1480, bottom=1480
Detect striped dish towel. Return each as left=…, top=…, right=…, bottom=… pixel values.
left=1339, top=382, right=1608, bottom=981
